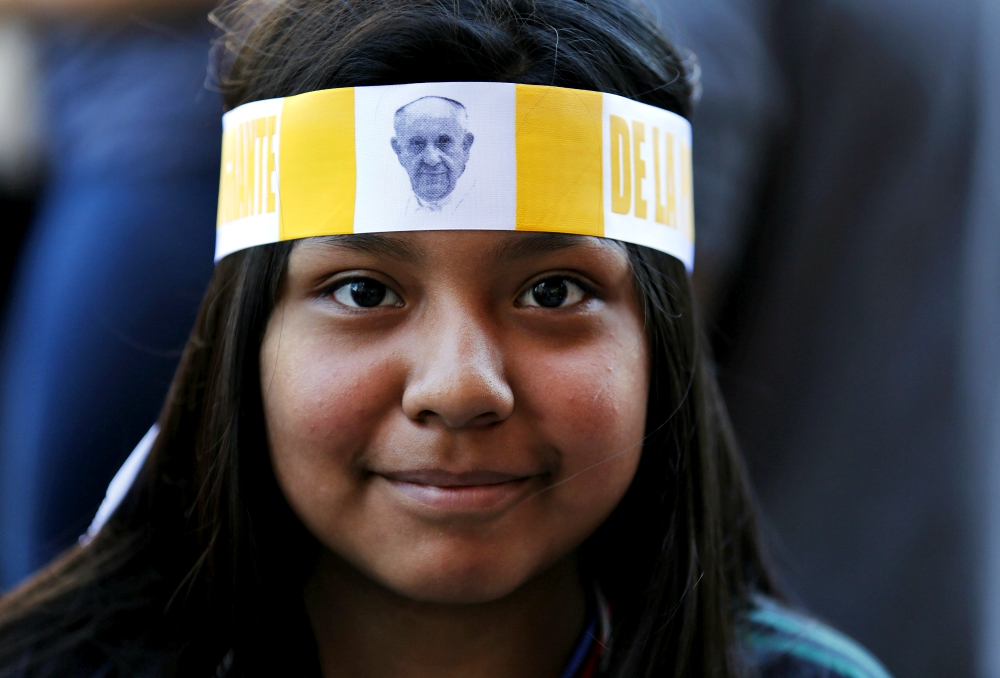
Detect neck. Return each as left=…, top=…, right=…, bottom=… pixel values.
left=304, top=553, right=587, bottom=678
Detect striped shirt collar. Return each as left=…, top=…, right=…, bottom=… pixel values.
left=561, top=586, right=612, bottom=678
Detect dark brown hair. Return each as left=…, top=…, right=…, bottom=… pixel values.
left=0, top=1, right=776, bottom=676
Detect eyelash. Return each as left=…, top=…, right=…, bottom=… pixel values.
left=324, top=277, right=402, bottom=309
left=516, top=275, right=598, bottom=309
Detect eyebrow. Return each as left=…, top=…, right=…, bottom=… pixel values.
left=300, top=231, right=606, bottom=264
left=487, top=232, right=596, bottom=263
left=304, top=234, right=423, bottom=262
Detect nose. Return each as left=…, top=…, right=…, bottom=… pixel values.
left=401, top=312, right=514, bottom=429
left=421, top=143, right=444, bottom=166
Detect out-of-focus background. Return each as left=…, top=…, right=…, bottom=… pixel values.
left=0, top=1, right=996, bottom=677
left=0, top=18, right=40, bottom=332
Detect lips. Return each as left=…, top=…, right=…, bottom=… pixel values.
left=376, top=469, right=536, bottom=513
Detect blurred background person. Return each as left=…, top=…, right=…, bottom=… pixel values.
left=970, top=2, right=1000, bottom=676
left=0, top=17, right=40, bottom=315
left=0, top=0, right=219, bottom=589
left=655, top=0, right=1000, bottom=675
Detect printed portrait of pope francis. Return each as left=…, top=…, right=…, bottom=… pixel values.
left=391, top=96, right=476, bottom=214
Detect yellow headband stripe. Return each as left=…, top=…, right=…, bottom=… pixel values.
left=217, top=82, right=694, bottom=269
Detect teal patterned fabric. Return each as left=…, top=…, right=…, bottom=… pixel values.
left=744, top=596, right=893, bottom=678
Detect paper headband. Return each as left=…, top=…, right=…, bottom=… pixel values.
left=216, top=82, right=695, bottom=270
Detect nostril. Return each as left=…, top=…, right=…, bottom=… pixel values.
left=467, top=412, right=501, bottom=427
left=412, top=410, right=504, bottom=428
left=414, top=410, right=501, bottom=428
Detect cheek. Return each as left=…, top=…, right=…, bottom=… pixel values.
left=261, top=328, right=401, bottom=533
left=266, top=350, right=388, bottom=447
left=512, top=320, right=649, bottom=527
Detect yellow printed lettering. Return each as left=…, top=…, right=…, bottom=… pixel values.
left=219, top=115, right=279, bottom=226
left=253, top=118, right=268, bottom=214
left=266, top=115, right=277, bottom=213
left=230, top=127, right=239, bottom=222
left=610, top=115, right=631, bottom=215
left=632, top=121, right=647, bottom=219
left=653, top=127, right=664, bottom=224
left=221, top=128, right=231, bottom=223
left=680, top=140, right=693, bottom=238
left=654, top=129, right=676, bottom=227
left=253, top=134, right=262, bottom=215
left=247, top=122, right=255, bottom=216
left=246, top=121, right=255, bottom=219
left=238, top=122, right=248, bottom=219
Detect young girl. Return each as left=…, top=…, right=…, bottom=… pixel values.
left=0, top=1, right=891, bottom=677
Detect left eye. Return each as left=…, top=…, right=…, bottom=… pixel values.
left=331, top=278, right=402, bottom=308
left=518, top=277, right=587, bottom=308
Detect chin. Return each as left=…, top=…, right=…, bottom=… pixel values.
left=377, top=551, right=536, bottom=605
left=414, top=180, right=452, bottom=200
left=392, top=575, right=525, bottom=605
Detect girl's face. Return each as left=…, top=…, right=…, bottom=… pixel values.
left=261, top=231, right=649, bottom=604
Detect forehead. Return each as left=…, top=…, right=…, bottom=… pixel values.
left=395, top=99, right=466, bottom=132
left=293, top=231, right=625, bottom=267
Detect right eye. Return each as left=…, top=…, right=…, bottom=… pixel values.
left=517, top=276, right=588, bottom=308
left=331, top=278, right=402, bottom=308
